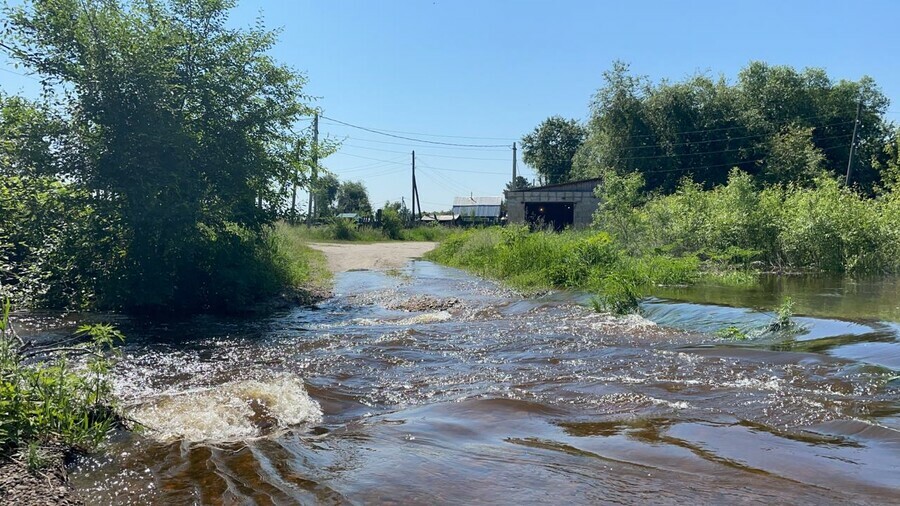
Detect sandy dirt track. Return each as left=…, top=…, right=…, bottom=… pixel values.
left=309, top=242, right=437, bottom=273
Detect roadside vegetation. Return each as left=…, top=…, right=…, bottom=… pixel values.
left=429, top=60, right=900, bottom=315
left=279, top=220, right=454, bottom=243
left=0, top=300, right=123, bottom=469
left=596, top=169, right=900, bottom=275
left=426, top=227, right=702, bottom=314
left=0, top=0, right=329, bottom=314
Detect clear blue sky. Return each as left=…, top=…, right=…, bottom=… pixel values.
left=3, top=0, right=899, bottom=211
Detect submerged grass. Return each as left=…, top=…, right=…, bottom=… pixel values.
left=426, top=226, right=719, bottom=314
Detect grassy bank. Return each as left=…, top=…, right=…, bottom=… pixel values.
left=425, top=227, right=726, bottom=313
left=271, top=223, right=332, bottom=297
left=276, top=221, right=454, bottom=243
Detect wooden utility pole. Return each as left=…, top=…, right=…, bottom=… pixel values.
left=306, top=113, right=319, bottom=227
left=291, top=141, right=299, bottom=223
left=845, top=99, right=862, bottom=186
left=512, top=142, right=518, bottom=190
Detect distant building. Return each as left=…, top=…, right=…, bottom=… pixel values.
left=421, top=213, right=459, bottom=226
left=505, top=178, right=601, bottom=230
left=452, top=196, right=502, bottom=225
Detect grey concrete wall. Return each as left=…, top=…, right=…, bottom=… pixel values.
left=505, top=192, right=600, bottom=227
left=506, top=197, right=525, bottom=223
left=573, top=196, right=601, bottom=228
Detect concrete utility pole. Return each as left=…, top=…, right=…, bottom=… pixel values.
left=845, top=99, right=862, bottom=186
left=306, top=113, right=319, bottom=227
left=411, top=150, right=416, bottom=224
left=512, top=142, right=517, bottom=190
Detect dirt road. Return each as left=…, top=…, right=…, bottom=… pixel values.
left=308, top=242, right=437, bottom=273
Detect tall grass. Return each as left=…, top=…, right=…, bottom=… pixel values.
left=275, top=221, right=453, bottom=243
left=271, top=223, right=332, bottom=293
left=427, top=227, right=700, bottom=314
left=597, top=169, right=900, bottom=274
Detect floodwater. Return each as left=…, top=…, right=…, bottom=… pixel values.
left=20, top=262, right=900, bottom=504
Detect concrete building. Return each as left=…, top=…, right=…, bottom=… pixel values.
left=504, top=178, right=602, bottom=230
left=452, top=196, right=502, bottom=225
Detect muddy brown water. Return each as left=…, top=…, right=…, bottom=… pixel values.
left=17, top=262, right=900, bottom=504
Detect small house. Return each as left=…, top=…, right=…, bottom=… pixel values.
left=452, top=196, right=502, bottom=225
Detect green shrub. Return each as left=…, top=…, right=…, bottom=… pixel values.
left=716, top=326, right=750, bottom=340
left=400, top=226, right=453, bottom=242
left=0, top=300, right=123, bottom=455
left=329, top=218, right=359, bottom=241
left=592, top=169, right=900, bottom=275
left=590, top=276, right=643, bottom=315
left=381, top=208, right=403, bottom=240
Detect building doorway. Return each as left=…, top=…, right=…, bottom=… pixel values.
left=524, top=202, right=574, bottom=231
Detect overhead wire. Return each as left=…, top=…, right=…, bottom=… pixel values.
left=633, top=142, right=856, bottom=175
left=0, top=66, right=41, bottom=82
left=319, top=116, right=515, bottom=142
left=319, top=115, right=511, bottom=148
left=327, top=134, right=510, bottom=152
left=339, top=142, right=509, bottom=161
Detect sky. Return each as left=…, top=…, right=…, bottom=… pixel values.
left=3, top=0, right=900, bottom=212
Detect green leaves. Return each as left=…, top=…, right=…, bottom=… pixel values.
left=572, top=61, right=892, bottom=194
left=0, top=299, right=124, bottom=452
left=521, top=116, right=586, bottom=185
left=2, top=0, right=316, bottom=312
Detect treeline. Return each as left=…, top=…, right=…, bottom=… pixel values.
left=523, top=61, right=899, bottom=194
left=0, top=0, right=322, bottom=313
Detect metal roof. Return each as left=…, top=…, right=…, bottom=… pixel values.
left=452, top=196, right=502, bottom=207
left=508, top=178, right=602, bottom=193
left=336, top=213, right=359, bottom=219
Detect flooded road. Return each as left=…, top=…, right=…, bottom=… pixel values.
left=31, top=261, right=900, bottom=504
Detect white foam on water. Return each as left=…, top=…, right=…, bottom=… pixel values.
left=350, top=311, right=453, bottom=326
left=126, top=373, right=322, bottom=442
left=396, top=311, right=453, bottom=325
left=589, top=313, right=657, bottom=330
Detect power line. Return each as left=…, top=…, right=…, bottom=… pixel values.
left=319, top=116, right=516, bottom=142
left=336, top=152, right=409, bottom=165
left=606, top=132, right=852, bottom=163
left=0, top=67, right=41, bottom=82
left=339, top=142, right=509, bottom=161
left=319, top=115, right=511, bottom=148
left=331, top=133, right=509, bottom=152
left=635, top=142, right=855, bottom=175
left=335, top=155, right=408, bottom=172
left=606, top=120, right=856, bottom=152
left=417, top=165, right=477, bottom=196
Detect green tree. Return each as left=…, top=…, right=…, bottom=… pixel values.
left=521, top=116, right=586, bottom=185
left=313, top=173, right=340, bottom=219
left=592, top=170, right=646, bottom=251
left=3, top=0, right=312, bottom=312
left=763, top=125, right=826, bottom=185
left=505, top=176, right=532, bottom=191
left=573, top=61, right=891, bottom=194
left=336, top=181, right=372, bottom=215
